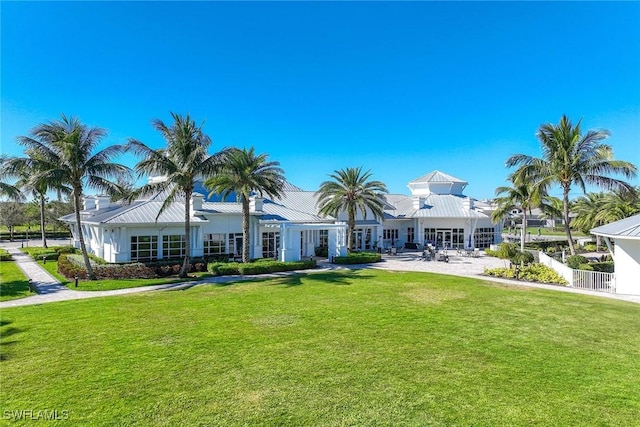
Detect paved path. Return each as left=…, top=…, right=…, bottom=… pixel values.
left=2, top=242, right=639, bottom=308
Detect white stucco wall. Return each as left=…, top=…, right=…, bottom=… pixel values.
left=614, top=239, right=640, bottom=295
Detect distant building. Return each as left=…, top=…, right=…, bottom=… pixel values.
left=62, top=170, right=503, bottom=263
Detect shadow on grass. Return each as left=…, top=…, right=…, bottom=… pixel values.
left=208, top=270, right=376, bottom=289
left=0, top=321, right=23, bottom=362
left=0, top=279, right=31, bottom=300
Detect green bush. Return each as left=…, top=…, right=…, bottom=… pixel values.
left=315, top=246, right=328, bottom=257
left=333, top=253, right=381, bottom=264
left=497, top=243, right=518, bottom=260
left=484, top=263, right=568, bottom=285
left=582, top=243, right=597, bottom=252
left=590, top=262, right=614, bottom=273
left=566, top=255, right=588, bottom=269
left=509, top=251, right=535, bottom=266
left=578, top=263, right=594, bottom=271
left=207, top=259, right=316, bottom=276
left=22, top=247, right=60, bottom=261
left=484, top=248, right=500, bottom=258
left=55, top=246, right=77, bottom=255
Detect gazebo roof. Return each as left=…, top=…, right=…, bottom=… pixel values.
left=591, top=214, right=640, bottom=239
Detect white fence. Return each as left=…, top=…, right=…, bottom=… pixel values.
left=538, top=251, right=616, bottom=294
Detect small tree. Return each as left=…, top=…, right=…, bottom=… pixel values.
left=0, top=202, right=26, bottom=241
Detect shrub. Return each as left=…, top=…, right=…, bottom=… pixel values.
left=498, top=242, right=518, bottom=260
left=207, top=259, right=316, bottom=276
left=22, top=247, right=60, bottom=261
left=590, top=262, right=614, bottom=273
left=208, top=262, right=241, bottom=276
left=582, top=243, right=597, bottom=252
left=333, top=253, right=381, bottom=264
left=566, top=255, right=588, bottom=269
left=578, top=263, right=594, bottom=271
left=58, top=254, right=88, bottom=279
left=55, top=246, right=77, bottom=255
left=484, top=248, right=500, bottom=258
left=484, top=263, right=568, bottom=285
left=509, top=251, right=535, bottom=266
left=315, top=246, right=328, bottom=257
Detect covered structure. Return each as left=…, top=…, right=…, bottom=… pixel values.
left=591, top=214, right=640, bottom=296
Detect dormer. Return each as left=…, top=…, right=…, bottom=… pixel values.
left=191, top=192, right=204, bottom=211
left=250, top=196, right=264, bottom=212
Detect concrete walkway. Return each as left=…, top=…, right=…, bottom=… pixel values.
left=2, top=242, right=639, bottom=308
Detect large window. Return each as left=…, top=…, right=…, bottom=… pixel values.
left=162, top=235, right=186, bottom=259
left=131, top=235, right=158, bottom=261
left=407, top=227, right=415, bottom=243
left=474, top=227, right=495, bottom=249
left=204, top=233, right=226, bottom=256
left=262, top=231, right=280, bottom=259
left=383, top=229, right=399, bottom=240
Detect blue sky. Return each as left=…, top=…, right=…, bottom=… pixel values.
left=2, top=1, right=639, bottom=200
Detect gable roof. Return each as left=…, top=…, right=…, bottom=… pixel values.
left=591, top=214, right=640, bottom=239
left=383, top=193, right=487, bottom=219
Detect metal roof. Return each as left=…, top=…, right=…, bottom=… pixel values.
left=591, top=214, right=640, bottom=239
left=384, top=194, right=487, bottom=219
left=408, top=170, right=467, bottom=185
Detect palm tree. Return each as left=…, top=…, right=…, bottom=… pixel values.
left=596, top=188, right=640, bottom=224
left=127, top=113, right=228, bottom=277
left=491, top=178, right=541, bottom=252
left=570, top=192, right=606, bottom=235
left=0, top=156, right=24, bottom=202
left=506, top=115, right=637, bottom=255
left=1, top=151, right=72, bottom=248
left=315, top=167, right=388, bottom=251
left=17, top=114, right=130, bottom=279
left=204, top=147, right=286, bottom=263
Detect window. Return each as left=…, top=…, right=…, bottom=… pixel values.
left=319, top=229, right=328, bottom=247
left=473, top=227, right=495, bottom=249
left=131, top=235, right=158, bottom=261
left=229, top=233, right=243, bottom=257
left=262, top=231, right=280, bottom=258
left=423, top=228, right=437, bottom=244
left=204, top=233, right=226, bottom=256
left=162, top=235, right=186, bottom=259
left=407, top=227, right=415, bottom=243
left=383, top=229, right=399, bottom=240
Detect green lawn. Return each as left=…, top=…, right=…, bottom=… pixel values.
left=2, top=270, right=639, bottom=426
left=0, top=261, right=31, bottom=301
left=37, top=259, right=211, bottom=291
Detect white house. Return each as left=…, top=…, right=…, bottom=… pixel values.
left=591, top=214, right=640, bottom=296
left=62, top=170, right=502, bottom=263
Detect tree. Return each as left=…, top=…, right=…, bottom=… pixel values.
left=315, top=167, right=388, bottom=251
left=0, top=202, right=26, bottom=241
left=491, top=177, right=542, bottom=252
left=204, top=147, right=286, bottom=263
left=17, top=114, right=130, bottom=279
left=127, top=113, right=228, bottom=278
left=0, top=156, right=24, bottom=202
left=0, top=151, right=71, bottom=248
left=571, top=192, right=606, bottom=235
left=506, top=115, right=637, bottom=255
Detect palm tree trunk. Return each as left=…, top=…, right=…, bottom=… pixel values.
left=520, top=213, right=526, bottom=252
left=180, top=193, right=191, bottom=278
left=39, top=193, right=48, bottom=248
left=242, top=197, right=250, bottom=263
left=74, top=190, right=96, bottom=280
left=563, top=187, right=576, bottom=255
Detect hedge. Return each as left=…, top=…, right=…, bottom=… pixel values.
left=208, top=259, right=317, bottom=276
left=333, top=253, right=381, bottom=264
left=484, top=263, right=568, bottom=285
left=0, top=249, right=11, bottom=261
left=57, top=254, right=208, bottom=280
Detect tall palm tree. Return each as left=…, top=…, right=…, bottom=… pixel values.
left=17, top=114, right=130, bottom=279
left=491, top=177, right=542, bottom=252
left=570, top=192, right=606, bottom=235
left=596, top=187, right=640, bottom=224
left=0, top=152, right=71, bottom=248
left=127, top=113, right=228, bottom=277
left=204, top=147, right=286, bottom=263
left=315, top=167, right=388, bottom=251
left=506, top=115, right=637, bottom=255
